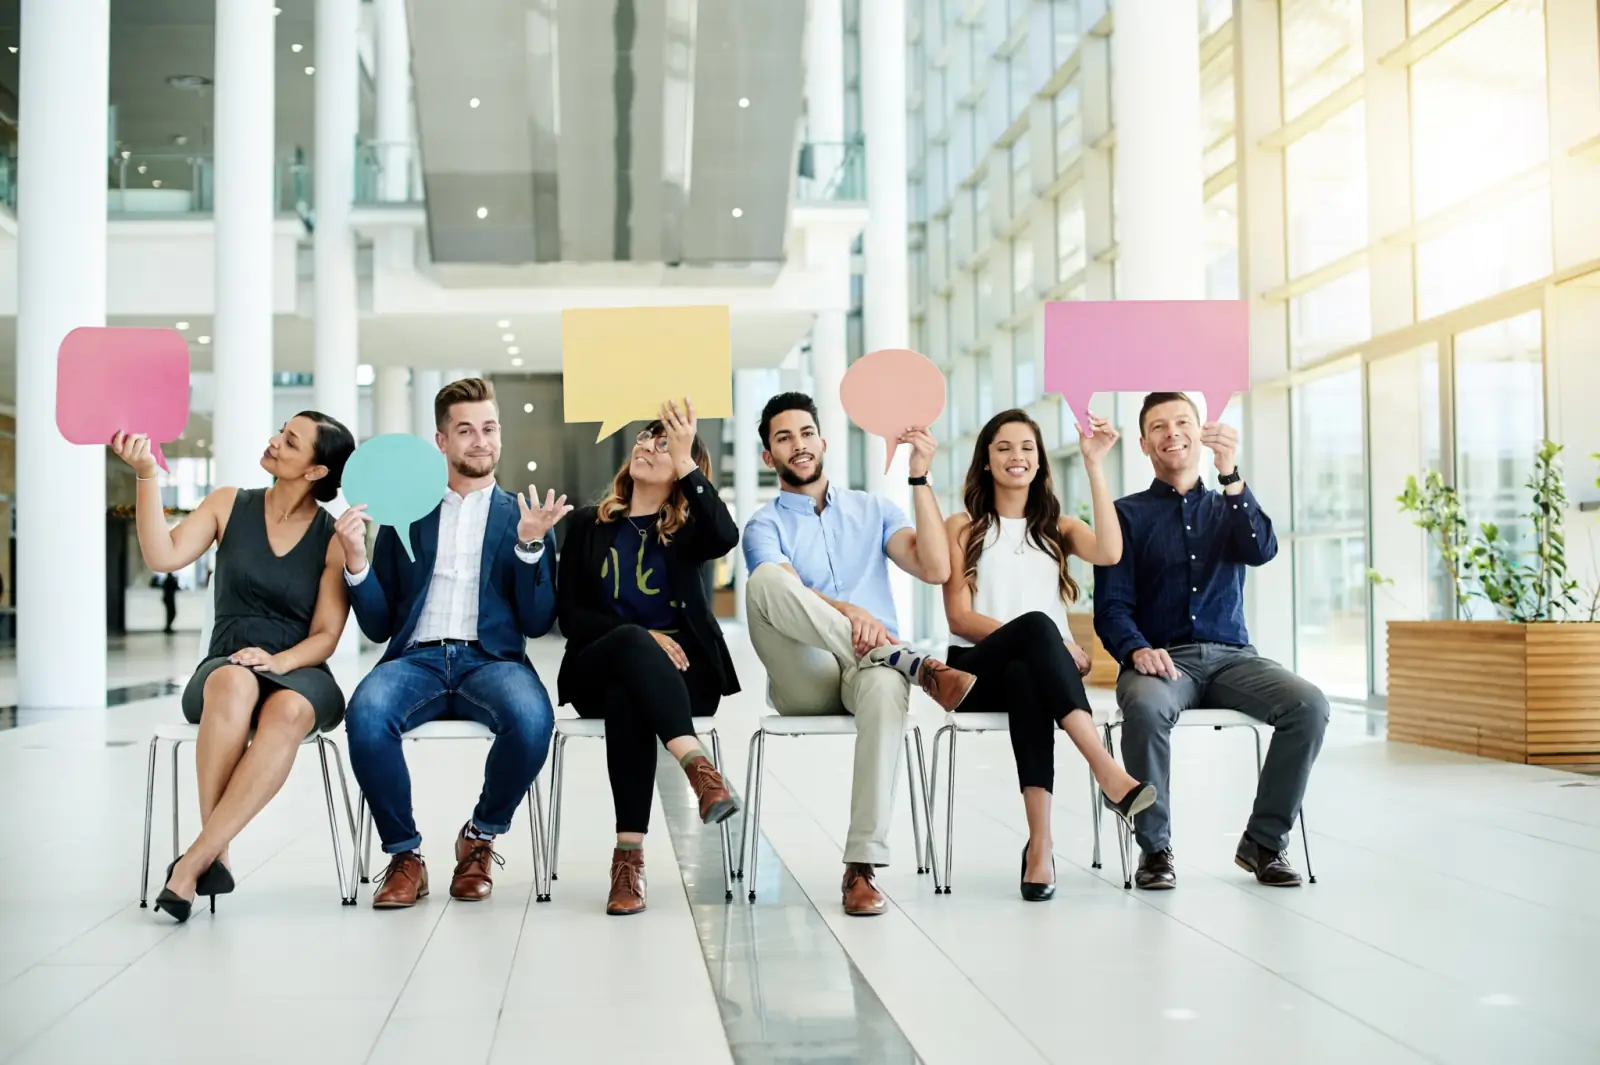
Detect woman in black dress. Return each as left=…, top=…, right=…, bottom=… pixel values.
left=556, top=400, right=741, bottom=916
left=111, top=412, right=356, bottom=922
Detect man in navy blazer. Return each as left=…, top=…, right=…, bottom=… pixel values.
left=333, top=378, right=573, bottom=908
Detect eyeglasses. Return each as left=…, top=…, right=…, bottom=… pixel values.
left=634, top=431, right=670, bottom=453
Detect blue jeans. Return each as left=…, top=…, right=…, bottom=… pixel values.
left=345, top=642, right=555, bottom=854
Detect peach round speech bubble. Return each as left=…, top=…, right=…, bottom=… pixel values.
left=840, top=348, right=947, bottom=473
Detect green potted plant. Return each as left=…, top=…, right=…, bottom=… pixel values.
left=1382, top=442, right=1600, bottom=764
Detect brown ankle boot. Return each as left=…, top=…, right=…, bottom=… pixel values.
left=606, top=848, right=647, bottom=916
left=683, top=755, right=740, bottom=825
left=372, top=852, right=428, bottom=909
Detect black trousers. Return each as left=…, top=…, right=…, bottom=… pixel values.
left=566, top=624, right=721, bottom=834
left=946, top=611, right=1093, bottom=793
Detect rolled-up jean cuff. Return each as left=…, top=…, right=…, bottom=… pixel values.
left=383, top=833, right=423, bottom=855
left=471, top=815, right=512, bottom=836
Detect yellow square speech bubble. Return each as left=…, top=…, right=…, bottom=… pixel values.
left=561, top=306, right=734, bottom=441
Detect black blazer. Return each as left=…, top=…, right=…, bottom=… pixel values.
left=556, top=468, right=741, bottom=705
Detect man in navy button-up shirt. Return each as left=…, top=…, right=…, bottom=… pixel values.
left=1094, top=393, right=1328, bottom=890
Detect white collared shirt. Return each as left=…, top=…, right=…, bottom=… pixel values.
left=345, top=484, right=543, bottom=644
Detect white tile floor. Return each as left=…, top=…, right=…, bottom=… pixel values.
left=2, top=629, right=1598, bottom=1064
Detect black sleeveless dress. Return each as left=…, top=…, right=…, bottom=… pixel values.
left=180, top=488, right=347, bottom=732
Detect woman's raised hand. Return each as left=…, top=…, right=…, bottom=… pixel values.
left=110, top=431, right=159, bottom=479
left=660, top=398, right=697, bottom=472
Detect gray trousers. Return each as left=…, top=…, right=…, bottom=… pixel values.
left=1117, top=642, right=1329, bottom=854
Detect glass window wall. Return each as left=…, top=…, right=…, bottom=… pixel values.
left=1280, top=0, right=1363, bottom=119
left=1284, top=101, right=1368, bottom=277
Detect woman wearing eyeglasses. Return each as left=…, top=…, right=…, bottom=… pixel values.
left=555, top=399, right=742, bottom=915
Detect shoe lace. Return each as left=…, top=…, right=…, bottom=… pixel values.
left=843, top=862, right=875, bottom=889
left=691, top=760, right=724, bottom=793
left=373, top=853, right=420, bottom=888
left=457, top=843, right=505, bottom=874
left=611, top=857, right=643, bottom=896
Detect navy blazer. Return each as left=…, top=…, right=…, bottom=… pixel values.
left=347, top=486, right=558, bottom=665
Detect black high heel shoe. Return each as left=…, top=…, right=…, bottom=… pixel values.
left=196, top=860, right=235, bottom=897
left=1103, top=781, right=1157, bottom=824
left=1020, top=844, right=1056, bottom=902
left=153, top=859, right=194, bottom=924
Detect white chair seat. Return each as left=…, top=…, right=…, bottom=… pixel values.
left=553, top=716, right=721, bottom=739
left=1178, top=708, right=1261, bottom=729
left=152, top=721, right=324, bottom=746
left=757, top=713, right=872, bottom=736
left=938, top=705, right=1122, bottom=733
left=400, top=719, right=494, bottom=740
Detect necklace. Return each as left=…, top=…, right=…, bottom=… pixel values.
left=626, top=515, right=655, bottom=539
left=264, top=486, right=295, bottom=524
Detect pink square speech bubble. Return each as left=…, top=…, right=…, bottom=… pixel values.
left=56, top=327, right=190, bottom=471
left=1043, top=300, right=1249, bottom=435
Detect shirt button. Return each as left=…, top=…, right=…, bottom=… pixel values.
left=1191, top=586, right=1197, bottom=592
left=1190, top=615, right=1196, bottom=621
left=1190, top=554, right=1196, bottom=560
left=1185, top=525, right=1191, bottom=531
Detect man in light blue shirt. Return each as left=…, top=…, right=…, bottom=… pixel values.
left=743, top=392, right=974, bottom=917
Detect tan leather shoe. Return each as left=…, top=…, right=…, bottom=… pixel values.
left=606, top=848, right=647, bottom=916
left=684, top=756, right=740, bottom=825
left=841, top=862, right=887, bottom=917
left=450, top=824, right=504, bottom=901
left=918, top=658, right=976, bottom=711
left=372, top=852, right=428, bottom=909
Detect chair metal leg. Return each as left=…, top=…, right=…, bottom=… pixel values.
left=314, top=737, right=350, bottom=905
left=745, top=730, right=767, bottom=901
left=547, top=733, right=567, bottom=885
left=903, top=731, right=926, bottom=875
left=326, top=740, right=358, bottom=904
left=354, top=792, right=371, bottom=885
left=708, top=730, right=734, bottom=901
left=170, top=739, right=182, bottom=860
left=913, top=726, right=941, bottom=892
left=1089, top=767, right=1102, bottom=870
left=736, top=729, right=761, bottom=881
left=1299, top=808, right=1316, bottom=884
left=529, top=777, right=550, bottom=902
left=940, top=726, right=957, bottom=894
left=139, top=736, right=159, bottom=907
left=1103, top=724, right=1131, bottom=888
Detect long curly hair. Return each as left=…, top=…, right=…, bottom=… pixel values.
left=960, top=408, right=1080, bottom=606
left=596, top=420, right=713, bottom=545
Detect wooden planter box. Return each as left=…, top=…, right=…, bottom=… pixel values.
left=1386, top=621, right=1600, bottom=764
left=1067, top=612, right=1120, bottom=689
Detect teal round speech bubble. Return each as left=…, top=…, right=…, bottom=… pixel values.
left=341, top=434, right=448, bottom=562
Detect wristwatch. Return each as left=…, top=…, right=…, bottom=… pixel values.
left=1217, top=468, right=1243, bottom=486
left=518, top=538, right=545, bottom=555
left=908, top=475, right=930, bottom=487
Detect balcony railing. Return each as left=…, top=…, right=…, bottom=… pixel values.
left=796, top=138, right=866, bottom=202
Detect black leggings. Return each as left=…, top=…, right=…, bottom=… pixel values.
left=945, top=611, right=1093, bottom=793
left=565, top=624, right=721, bottom=834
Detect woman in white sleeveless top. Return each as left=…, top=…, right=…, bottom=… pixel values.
left=943, top=409, right=1156, bottom=901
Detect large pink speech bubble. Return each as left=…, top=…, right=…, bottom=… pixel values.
left=840, top=348, right=947, bottom=473
left=56, top=327, right=190, bottom=472
left=1043, top=300, right=1248, bottom=435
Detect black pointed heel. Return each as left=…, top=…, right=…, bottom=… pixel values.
left=1020, top=844, right=1056, bottom=902
left=1103, top=781, right=1157, bottom=825
left=153, top=888, right=193, bottom=923
left=196, top=860, right=235, bottom=897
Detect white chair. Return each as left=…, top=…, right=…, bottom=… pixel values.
left=139, top=721, right=357, bottom=909
left=1096, top=708, right=1317, bottom=889
left=735, top=714, right=935, bottom=901
left=350, top=719, right=549, bottom=904
left=924, top=705, right=1120, bottom=893
left=543, top=715, right=734, bottom=902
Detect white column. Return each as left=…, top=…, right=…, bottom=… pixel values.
left=373, top=367, right=411, bottom=436
left=314, top=0, right=361, bottom=432
left=212, top=0, right=277, bottom=489
left=412, top=368, right=443, bottom=437
left=732, top=369, right=762, bottom=625
left=810, top=311, right=851, bottom=460
left=806, top=0, right=846, bottom=182
left=375, top=0, right=412, bottom=202
left=860, top=0, right=916, bottom=638
left=16, top=0, right=109, bottom=708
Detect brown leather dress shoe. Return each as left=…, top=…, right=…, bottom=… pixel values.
left=684, top=756, right=740, bottom=825
left=841, top=862, right=887, bottom=916
left=607, top=848, right=647, bottom=916
left=451, top=824, right=504, bottom=901
left=1234, top=834, right=1303, bottom=887
left=372, top=852, right=428, bottom=909
left=918, top=658, right=976, bottom=711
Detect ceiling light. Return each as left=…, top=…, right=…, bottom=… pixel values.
left=356, top=364, right=375, bottom=386
left=120, top=150, right=131, bottom=160
left=7, top=47, right=17, bottom=55
left=196, top=439, right=207, bottom=448
left=525, top=460, right=538, bottom=472
left=523, top=403, right=534, bottom=413
left=497, top=319, right=510, bottom=329
left=506, top=346, right=520, bottom=356
left=304, top=66, right=315, bottom=76
left=469, top=97, right=481, bottom=108
left=291, top=43, right=303, bottom=53
left=738, top=97, right=749, bottom=108
left=273, top=6, right=282, bottom=14
left=175, top=321, right=190, bottom=331
left=476, top=206, right=488, bottom=219
left=731, top=207, right=743, bottom=218
left=510, top=357, right=524, bottom=367
left=173, top=135, right=188, bottom=146
left=501, top=333, right=515, bottom=342
left=197, top=335, right=211, bottom=345
left=166, top=74, right=212, bottom=91
left=137, top=165, right=148, bottom=174
left=151, top=179, right=163, bottom=188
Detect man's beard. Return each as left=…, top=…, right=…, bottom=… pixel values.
left=777, top=455, right=823, bottom=488
left=453, top=455, right=496, bottom=479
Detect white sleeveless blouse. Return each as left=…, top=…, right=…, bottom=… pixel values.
left=949, top=516, right=1075, bottom=647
